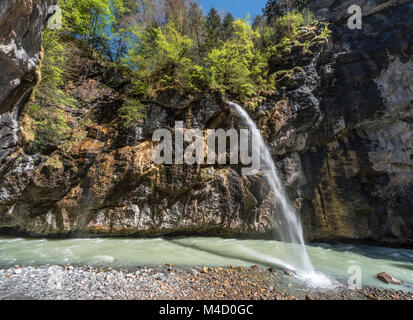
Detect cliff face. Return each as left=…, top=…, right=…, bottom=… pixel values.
left=269, top=0, right=413, bottom=246
left=0, top=0, right=57, bottom=115
left=1, top=84, right=275, bottom=237
left=0, top=0, right=57, bottom=234
left=0, top=0, right=412, bottom=246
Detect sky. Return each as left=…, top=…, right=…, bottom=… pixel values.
left=200, top=0, right=268, bottom=19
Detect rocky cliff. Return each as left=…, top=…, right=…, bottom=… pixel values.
left=0, top=0, right=57, bottom=235
left=269, top=0, right=413, bottom=246
left=0, top=0, right=57, bottom=115
left=0, top=0, right=412, bottom=247
left=1, top=55, right=276, bottom=237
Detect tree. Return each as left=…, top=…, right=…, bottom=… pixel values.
left=264, top=0, right=311, bottom=22
left=187, top=1, right=204, bottom=59
left=252, top=14, right=275, bottom=52
left=128, top=21, right=198, bottom=96
left=204, top=8, right=222, bottom=51
left=119, top=98, right=147, bottom=128
left=203, top=19, right=262, bottom=98
left=165, top=0, right=187, bottom=33
left=252, top=14, right=266, bottom=30
left=221, top=13, right=234, bottom=41
left=109, top=0, right=138, bottom=62
left=26, top=28, right=76, bottom=154
left=272, top=9, right=312, bottom=42
left=60, top=0, right=125, bottom=55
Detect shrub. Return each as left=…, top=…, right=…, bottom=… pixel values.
left=127, top=22, right=200, bottom=97
left=273, top=10, right=314, bottom=42
left=24, top=29, right=77, bottom=155
left=203, top=19, right=263, bottom=98
left=119, top=98, right=147, bottom=128
left=26, top=103, right=71, bottom=154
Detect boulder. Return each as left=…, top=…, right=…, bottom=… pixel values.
left=377, top=272, right=403, bottom=285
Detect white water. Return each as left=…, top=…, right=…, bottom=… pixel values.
left=229, top=102, right=330, bottom=285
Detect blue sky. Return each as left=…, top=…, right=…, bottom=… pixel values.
left=200, top=0, right=268, bottom=19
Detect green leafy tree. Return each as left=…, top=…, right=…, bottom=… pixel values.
left=128, top=21, right=200, bottom=96
left=119, top=98, right=147, bottom=128
left=60, top=0, right=124, bottom=55
left=25, top=29, right=75, bottom=154
left=203, top=19, right=263, bottom=98
left=187, top=1, right=204, bottom=60
left=252, top=14, right=275, bottom=53
left=272, top=10, right=314, bottom=42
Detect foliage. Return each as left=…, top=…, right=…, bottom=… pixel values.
left=127, top=21, right=202, bottom=96
left=119, top=98, right=147, bottom=128
left=125, top=16, right=276, bottom=103
left=28, top=0, right=325, bottom=132
left=204, top=8, right=222, bottom=52
left=54, top=0, right=320, bottom=105
left=26, top=103, right=71, bottom=154
left=264, top=0, right=312, bottom=21
left=25, top=29, right=78, bottom=155
left=221, top=13, right=235, bottom=41
left=60, top=0, right=125, bottom=55
left=203, top=19, right=265, bottom=98
left=321, top=23, right=332, bottom=39
left=272, top=9, right=314, bottom=42
left=40, top=30, right=67, bottom=87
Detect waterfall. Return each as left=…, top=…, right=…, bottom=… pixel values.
left=229, top=102, right=316, bottom=276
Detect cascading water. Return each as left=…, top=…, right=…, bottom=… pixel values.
left=229, top=102, right=331, bottom=285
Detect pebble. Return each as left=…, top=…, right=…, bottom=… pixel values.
left=0, top=265, right=411, bottom=300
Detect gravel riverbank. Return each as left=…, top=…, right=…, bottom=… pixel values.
left=0, top=265, right=411, bottom=300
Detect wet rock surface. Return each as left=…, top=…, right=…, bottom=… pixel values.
left=0, top=38, right=276, bottom=237
left=0, top=0, right=57, bottom=115
left=267, top=0, right=413, bottom=246
left=0, top=0, right=412, bottom=247
left=0, top=265, right=412, bottom=300
left=377, top=272, right=403, bottom=285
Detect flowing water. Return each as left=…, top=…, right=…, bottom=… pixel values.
left=229, top=102, right=320, bottom=282
left=0, top=237, right=412, bottom=292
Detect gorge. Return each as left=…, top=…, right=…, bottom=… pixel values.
left=0, top=0, right=412, bottom=299
left=1, top=0, right=412, bottom=247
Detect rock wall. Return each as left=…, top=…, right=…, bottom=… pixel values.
left=0, top=0, right=57, bottom=115
left=0, top=0, right=412, bottom=247
left=0, top=0, right=57, bottom=235
left=270, top=0, right=413, bottom=246
left=0, top=88, right=275, bottom=237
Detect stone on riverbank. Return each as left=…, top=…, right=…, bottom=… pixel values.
left=377, top=273, right=403, bottom=285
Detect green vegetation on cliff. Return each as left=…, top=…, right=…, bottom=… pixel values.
left=25, top=0, right=328, bottom=154
left=25, top=29, right=77, bottom=154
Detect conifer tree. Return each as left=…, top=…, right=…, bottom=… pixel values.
left=204, top=8, right=222, bottom=51
left=221, top=13, right=234, bottom=41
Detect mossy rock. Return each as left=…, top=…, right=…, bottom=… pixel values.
left=298, top=30, right=317, bottom=43
left=274, top=67, right=305, bottom=91
left=309, top=36, right=328, bottom=52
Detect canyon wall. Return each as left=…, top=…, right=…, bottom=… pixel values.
left=0, top=0, right=57, bottom=115
left=0, top=0, right=412, bottom=247
left=0, top=0, right=57, bottom=235
left=270, top=0, right=413, bottom=246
